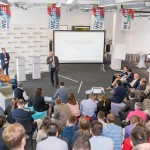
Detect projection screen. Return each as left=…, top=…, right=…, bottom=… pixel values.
left=54, top=31, right=105, bottom=63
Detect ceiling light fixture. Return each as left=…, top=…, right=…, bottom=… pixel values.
left=66, top=0, right=74, bottom=4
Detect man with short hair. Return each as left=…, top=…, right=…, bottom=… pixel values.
left=36, top=123, right=68, bottom=150
left=80, top=93, right=97, bottom=118
left=61, top=115, right=78, bottom=150
left=90, top=121, right=114, bottom=150
left=97, top=111, right=108, bottom=127
left=53, top=82, right=69, bottom=103
left=103, top=114, right=122, bottom=150
left=119, top=92, right=137, bottom=121
left=46, top=51, right=59, bottom=86
left=13, top=82, right=29, bottom=102
left=126, top=102, right=147, bottom=123
left=2, top=123, right=26, bottom=150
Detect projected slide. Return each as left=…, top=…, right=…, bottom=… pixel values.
left=54, top=31, right=105, bottom=63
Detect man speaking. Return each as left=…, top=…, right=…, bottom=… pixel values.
left=46, top=51, right=59, bottom=86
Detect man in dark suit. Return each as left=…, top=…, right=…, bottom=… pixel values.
left=112, top=80, right=126, bottom=103
left=118, top=92, right=137, bottom=121
left=46, top=51, right=59, bottom=86
left=0, top=48, right=10, bottom=76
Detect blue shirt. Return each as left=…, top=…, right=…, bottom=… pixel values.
left=103, top=123, right=122, bottom=150
left=90, top=136, right=114, bottom=150
left=80, top=99, right=97, bottom=117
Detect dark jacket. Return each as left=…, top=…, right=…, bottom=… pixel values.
left=0, top=52, right=10, bottom=68
left=112, top=85, right=126, bottom=103
left=0, top=128, right=9, bottom=150
left=46, top=56, right=59, bottom=71
left=61, top=125, right=78, bottom=150
left=126, top=73, right=134, bottom=83
left=4, top=105, right=15, bottom=124
left=13, top=88, right=24, bottom=100
left=135, top=84, right=146, bottom=91
left=131, top=79, right=140, bottom=89
left=33, top=95, right=49, bottom=112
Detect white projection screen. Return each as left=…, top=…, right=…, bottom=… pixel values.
left=54, top=31, right=105, bottom=63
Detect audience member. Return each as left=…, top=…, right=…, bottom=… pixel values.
left=72, top=116, right=91, bottom=144
left=90, top=121, right=114, bottom=150
left=36, top=116, right=51, bottom=143
left=13, top=82, right=29, bottom=102
left=61, top=115, right=78, bottom=150
left=126, top=102, right=147, bottom=123
left=111, top=80, right=126, bottom=103
left=97, top=111, right=108, bottom=127
left=133, top=143, right=150, bottom=150
left=53, top=82, right=69, bottom=103
left=119, top=92, right=137, bottom=121
left=138, top=92, right=147, bottom=102
left=142, top=98, right=150, bottom=116
left=124, top=116, right=142, bottom=139
left=4, top=98, right=18, bottom=124
left=144, top=84, right=150, bottom=98
left=36, top=123, right=68, bottom=150
left=107, top=66, right=128, bottom=90
left=53, top=98, right=71, bottom=126
left=80, top=93, right=97, bottom=118
left=0, top=115, right=8, bottom=150
left=126, top=68, right=134, bottom=83
left=2, top=123, right=26, bottom=150
left=32, top=87, right=51, bottom=115
left=131, top=124, right=150, bottom=148
left=135, top=78, right=147, bottom=91
left=103, top=114, right=122, bottom=150
left=72, top=139, right=91, bottom=150
left=67, top=93, right=80, bottom=117
left=96, top=93, right=111, bottom=116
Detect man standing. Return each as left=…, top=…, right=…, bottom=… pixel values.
left=46, top=51, right=59, bottom=86
left=0, top=48, right=10, bottom=76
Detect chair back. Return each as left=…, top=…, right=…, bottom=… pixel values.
left=15, top=118, right=33, bottom=134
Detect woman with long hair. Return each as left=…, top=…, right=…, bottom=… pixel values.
left=36, top=116, right=51, bottom=143
left=96, top=93, right=111, bottom=117
left=67, top=93, right=80, bottom=117
left=72, top=116, right=91, bottom=144
left=4, top=98, right=18, bottom=123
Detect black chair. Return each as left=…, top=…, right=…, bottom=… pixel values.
left=15, top=118, right=36, bottom=149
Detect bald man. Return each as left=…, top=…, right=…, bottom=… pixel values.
left=46, top=51, right=59, bottom=86
left=128, top=73, right=140, bottom=89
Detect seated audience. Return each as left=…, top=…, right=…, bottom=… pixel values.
left=144, top=84, right=150, bottom=99
left=13, top=82, right=29, bottom=102
left=119, top=92, right=137, bottom=121
left=135, top=78, right=147, bottom=91
left=126, top=102, right=147, bottom=123
left=12, top=99, right=42, bottom=132
left=103, top=114, right=122, bottom=150
left=72, top=139, right=91, bottom=150
left=36, top=123, right=68, bottom=150
left=131, top=124, right=150, bottom=148
left=72, top=116, right=91, bottom=144
left=61, top=115, right=78, bottom=150
left=111, top=80, right=126, bottom=103
left=97, top=111, right=108, bottom=127
left=124, top=116, right=142, bottom=139
left=142, top=98, right=150, bottom=116
left=4, top=98, right=18, bottom=124
left=96, top=93, right=111, bottom=117
left=80, top=93, right=97, bottom=118
left=67, top=93, right=80, bottom=117
left=126, top=68, right=134, bottom=83
left=122, top=123, right=150, bottom=150
left=32, top=87, right=51, bottom=115
left=90, top=121, right=114, bottom=150
left=53, top=98, right=71, bottom=126
left=107, top=66, right=129, bottom=90
left=53, top=82, right=69, bottom=103
left=0, top=115, right=8, bottom=150
left=36, top=116, right=51, bottom=143
left=2, top=123, right=26, bottom=150
left=138, top=92, right=147, bottom=102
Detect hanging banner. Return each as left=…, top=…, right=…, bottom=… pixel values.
left=121, top=9, right=134, bottom=30
left=47, top=3, right=60, bottom=30
left=92, top=5, right=104, bottom=30
left=0, top=5, right=11, bottom=29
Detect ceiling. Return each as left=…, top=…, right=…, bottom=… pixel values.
left=5, top=0, right=150, bottom=12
